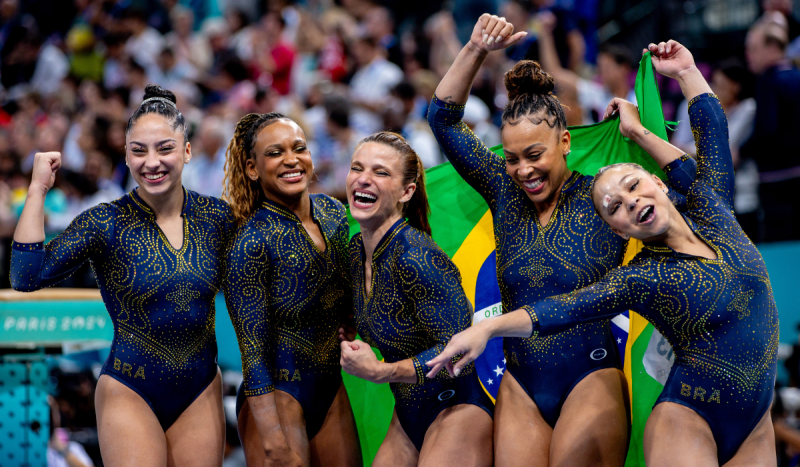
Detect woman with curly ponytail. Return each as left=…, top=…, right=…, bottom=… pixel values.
left=11, top=84, right=235, bottom=466
left=341, top=131, right=494, bottom=466
left=222, top=113, right=360, bottom=467
left=427, top=14, right=698, bottom=467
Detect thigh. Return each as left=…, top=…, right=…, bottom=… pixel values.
left=309, top=383, right=362, bottom=467
left=724, top=410, right=777, bottom=467
left=644, top=402, right=719, bottom=467
left=372, top=410, right=418, bottom=467
left=418, top=404, right=493, bottom=467
left=494, top=371, right=551, bottom=467
left=166, top=369, right=225, bottom=467
left=550, top=368, right=629, bottom=467
left=95, top=375, right=168, bottom=467
left=238, top=390, right=310, bottom=467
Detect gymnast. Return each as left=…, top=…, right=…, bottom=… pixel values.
left=342, top=132, right=493, bottom=467
left=428, top=40, right=778, bottom=466
left=222, top=113, right=361, bottom=467
left=11, top=85, right=232, bottom=466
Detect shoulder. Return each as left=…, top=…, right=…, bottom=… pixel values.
left=311, top=194, right=347, bottom=222
left=396, top=227, right=455, bottom=271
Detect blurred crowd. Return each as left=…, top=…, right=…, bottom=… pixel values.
left=0, top=0, right=799, bottom=462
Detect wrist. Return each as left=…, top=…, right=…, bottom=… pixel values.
left=676, top=65, right=701, bottom=81
left=630, top=124, right=649, bottom=144
left=28, top=182, right=49, bottom=198
left=373, top=360, right=395, bottom=384
left=464, top=41, right=489, bottom=59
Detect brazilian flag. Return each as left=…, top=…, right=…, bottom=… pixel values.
left=343, top=52, right=672, bottom=466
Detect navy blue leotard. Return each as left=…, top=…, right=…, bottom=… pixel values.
left=523, top=94, right=779, bottom=463
left=11, top=189, right=234, bottom=430
left=225, top=195, right=351, bottom=440
left=350, top=219, right=493, bottom=451
left=428, top=95, right=695, bottom=426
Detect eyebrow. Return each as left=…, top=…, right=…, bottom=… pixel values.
left=504, top=143, right=544, bottom=157
left=129, top=139, right=176, bottom=147
left=619, top=173, right=635, bottom=186
left=262, top=139, right=306, bottom=153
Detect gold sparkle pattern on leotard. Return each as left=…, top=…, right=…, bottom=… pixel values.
left=350, top=220, right=475, bottom=400
left=527, top=94, right=779, bottom=408
left=224, top=194, right=351, bottom=397
left=11, top=189, right=235, bottom=376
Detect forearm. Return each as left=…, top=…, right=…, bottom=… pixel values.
left=482, top=307, right=534, bottom=339
left=434, top=43, right=488, bottom=105
left=537, top=29, right=577, bottom=93
left=247, top=393, right=295, bottom=452
left=675, top=67, right=713, bottom=103
left=14, top=184, right=47, bottom=243
left=374, top=359, right=418, bottom=384
left=630, top=126, right=687, bottom=169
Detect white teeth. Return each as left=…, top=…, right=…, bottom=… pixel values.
left=639, top=206, right=653, bottom=222
left=357, top=192, right=376, bottom=200
left=523, top=179, right=543, bottom=190
left=144, top=173, right=165, bottom=180
left=280, top=172, right=302, bottom=179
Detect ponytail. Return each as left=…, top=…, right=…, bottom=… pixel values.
left=222, top=112, right=288, bottom=223
left=356, top=132, right=431, bottom=236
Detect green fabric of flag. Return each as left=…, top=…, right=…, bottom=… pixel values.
left=342, top=52, right=669, bottom=466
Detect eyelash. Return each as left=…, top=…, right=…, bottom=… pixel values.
left=610, top=180, right=640, bottom=214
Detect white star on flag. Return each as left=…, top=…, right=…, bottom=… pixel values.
left=617, top=338, right=622, bottom=344
left=494, top=365, right=504, bottom=377
left=502, top=358, right=507, bottom=364
left=487, top=379, right=493, bottom=385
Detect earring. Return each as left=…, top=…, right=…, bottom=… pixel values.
left=565, top=150, right=571, bottom=156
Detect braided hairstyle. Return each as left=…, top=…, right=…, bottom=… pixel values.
left=501, top=60, right=566, bottom=132
left=126, top=85, right=188, bottom=142
left=222, top=112, right=290, bottom=223
left=355, top=132, right=431, bottom=236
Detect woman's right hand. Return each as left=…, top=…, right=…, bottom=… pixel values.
left=30, top=152, right=61, bottom=194
left=468, top=14, right=527, bottom=53
left=425, top=323, right=491, bottom=378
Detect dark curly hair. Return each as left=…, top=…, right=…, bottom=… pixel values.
left=501, top=60, right=566, bottom=131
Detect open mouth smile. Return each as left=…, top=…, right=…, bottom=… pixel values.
left=142, top=172, right=167, bottom=183
left=279, top=170, right=305, bottom=182
left=352, top=189, right=377, bottom=209
left=521, top=177, right=545, bottom=194
left=637, top=205, right=655, bottom=224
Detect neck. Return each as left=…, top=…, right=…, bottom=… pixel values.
left=360, top=213, right=403, bottom=261
left=265, top=190, right=312, bottom=222
left=137, top=183, right=184, bottom=219
left=647, top=205, right=697, bottom=251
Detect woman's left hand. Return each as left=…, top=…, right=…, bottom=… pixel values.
left=646, top=40, right=697, bottom=80
left=604, top=97, right=643, bottom=139
left=340, top=340, right=385, bottom=383
left=425, top=324, right=491, bottom=378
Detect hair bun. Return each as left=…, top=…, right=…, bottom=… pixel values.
left=504, top=60, right=556, bottom=101
left=142, top=84, right=177, bottom=105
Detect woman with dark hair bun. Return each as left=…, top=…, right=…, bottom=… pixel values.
left=342, top=131, right=494, bottom=466
left=222, top=113, right=361, bottom=467
left=427, top=14, right=697, bottom=466
left=11, top=85, right=233, bottom=466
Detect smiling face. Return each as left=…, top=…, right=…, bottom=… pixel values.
left=346, top=142, right=415, bottom=231
left=246, top=119, right=312, bottom=204
left=592, top=166, right=675, bottom=241
left=501, top=118, right=571, bottom=207
left=126, top=113, right=190, bottom=198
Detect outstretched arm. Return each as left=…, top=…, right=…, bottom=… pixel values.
left=427, top=265, right=652, bottom=377
left=429, top=15, right=526, bottom=207
left=648, top=40, right=733, bottom=204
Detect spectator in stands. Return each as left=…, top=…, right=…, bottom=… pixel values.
left=363, top=6, right=403, bottom=68
left=123, top=8, right=165, bottom=70
left=252, top=12, right=296, bottom=96
left=536, top=11, right=634, bottom=124
left=183, top=116, right=229, bottom=198
left=349, top=35, right=404, bottom=134
left=742, top=17, right=800, bottom=242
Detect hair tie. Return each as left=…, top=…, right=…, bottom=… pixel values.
left=141, top=97, right=177, bottom=109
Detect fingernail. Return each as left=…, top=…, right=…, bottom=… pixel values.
left=483, top=34, right=488, bottom=43
left=487, top=36, right=495, bottom=45
left=454, top=369, right=460, bottom=376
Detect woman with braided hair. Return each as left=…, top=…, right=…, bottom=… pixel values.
left=427, top=14, right=698, bottom=466
left=222, top=113, right=361, bottom=467
left=11, top=85, right=233, bottom=465
left=341, top=131, right=494, bottom=466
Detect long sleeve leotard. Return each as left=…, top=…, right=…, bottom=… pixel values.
left=523, top=94, right=779, bottom=463
left=224, top=194, right=351, bottom=439
left=350, top=219, right=493, bottom=450
left=11, top=189, right=234, bottom=430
